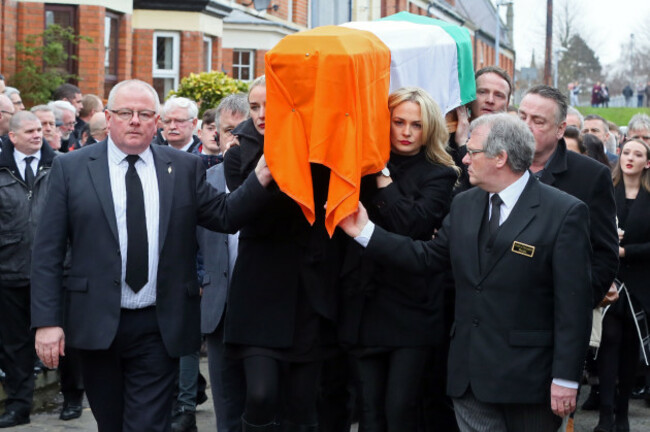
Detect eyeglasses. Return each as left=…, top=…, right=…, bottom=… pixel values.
left=161, top=117, right=193, bottom=126
left=62, top=121, right=77, bottom=128
left=109, top=109, right=157, bottom=122
left=466, top=147, right=487, bottom=157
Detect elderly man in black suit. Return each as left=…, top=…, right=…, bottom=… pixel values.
left=339, top=113, right=593, bottom=432
left=30, top=79, right=272, bottom=432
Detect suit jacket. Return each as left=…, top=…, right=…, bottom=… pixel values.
left=30, top=140, right=270, bottom=357
left=365, top=175, right=593, bottom=404
left=539, top=138, right=618, bottom=306
left=198, top=163, right=231, bottom=334
left=615, top=183, right=650, bottom=312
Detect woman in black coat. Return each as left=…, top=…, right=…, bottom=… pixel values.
left=595, top=138, right=650, bottom=432
left=339, top=87, right=458, bottom=432
left=223, top=76, right=346, bottom=432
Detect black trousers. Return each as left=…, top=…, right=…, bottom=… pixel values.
left=0, top=284, right=35, bottom=415
left=242, top=355, right=322, bottom=426
left=354, top=347, right=431, bottom=432
left=59, top=347, right=85, bottom=404
left=597, top=297, right=639, bottom=412
left=78, top=307, right=178, bottom=432
left=206, top=321, right=246, bottom=432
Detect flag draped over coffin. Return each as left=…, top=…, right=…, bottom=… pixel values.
left=344, top=12, right=476, bottom=114
left=264, top=25, right=392, bottom=237
left=264, top=15, right=475, bottom=236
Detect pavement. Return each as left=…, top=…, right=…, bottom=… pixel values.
left=3, top=358, right=650, bottom=431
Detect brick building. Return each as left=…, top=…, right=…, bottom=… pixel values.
left=0, top=0, right=515, bottom=102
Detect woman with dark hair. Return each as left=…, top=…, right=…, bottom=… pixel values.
left=583, top=133, right=612, bottom=168
left=594, top=139, right=650, bottom=432
left=564, top=125, right=586, bottom=154
left=339, top=87, right=458, bottom=432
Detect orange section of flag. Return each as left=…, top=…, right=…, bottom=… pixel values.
left=265, top=25, right=391, bottom=236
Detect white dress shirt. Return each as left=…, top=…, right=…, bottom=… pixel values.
left=107, top=138, right=160, bottom=309
left=13, top=148, right=41, bottom=182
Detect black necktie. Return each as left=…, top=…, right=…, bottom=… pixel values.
left=24, top=156, right=35, bottom=189
left=125, top=155, right=148, bottom=293
left=489, top=194, right=503, bottom=236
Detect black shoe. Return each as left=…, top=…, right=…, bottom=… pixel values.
left=196, top=390, right=208, bottom=405
left=0, top=411, right=30, bottom=428
left=593, top=413, right=615, bottom=432
left=615, top=415, right=630, bottom=432
left=582, top=387, right=600, bottom=411
left=171, top=412, right=197, bottom=432
left=60, top=403, right=83, bottom=421
left=631, top=384, right=648, bottom=399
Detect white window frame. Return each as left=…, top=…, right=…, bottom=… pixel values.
left=203, top=36, right=212, bottom=72
left=152, top=31, right=180, bottom=90
left=232, top=49, right=255, bottom=81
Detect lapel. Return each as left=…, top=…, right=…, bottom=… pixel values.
left=150, top=144, right=174, bottom=253
left=539, top=139, right=568, bottom=186
left=88, top=141, right=119, bottom=242
left=460, top=189, right=488, bottom=284
left=617, top=183, right=650, bottom=242
left=478, top=175, right=540, bottom=283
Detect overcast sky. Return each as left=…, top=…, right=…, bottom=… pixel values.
left=507, top=0, right=650, bottom=69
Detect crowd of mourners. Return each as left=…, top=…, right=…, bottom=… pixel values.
left=0, top=66, right=649, bottom=432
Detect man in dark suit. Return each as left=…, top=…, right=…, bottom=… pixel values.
left=0, top=112, right=55, bottom=428
left=339, top=113, right=593, bottom=431
left=196, top=94, right=249, bottom=432
left=30, top=79, right=272, bottom=432
left=519, top=85, right=618, bottom=307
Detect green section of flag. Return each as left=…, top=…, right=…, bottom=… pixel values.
left=381, top=11, right=476, bottom=105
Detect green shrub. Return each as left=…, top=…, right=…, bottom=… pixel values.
left=10, top=24, right=91, bottom=107
left=168, top=71, right=249, bottom=117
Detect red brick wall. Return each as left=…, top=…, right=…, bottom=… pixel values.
left=118, top=14, right=132, bottom=82
left=382, top=0, right=408, bottom=16
left=222, top=48, right=234, bottom=76
left=132, top=29, right=153, bottom=83
left=1, top=1, right=18, bottom=78
left=77, top=5, right=105, bottom=97
left=211, top=36, right=223, bottom=72
left=292, top=0, right=308, bottom=27
left=180, top=31, right=202, bottom=78
left=255, top=49, right=266, bottom=78
left=15, top=1, right=44, bottom=79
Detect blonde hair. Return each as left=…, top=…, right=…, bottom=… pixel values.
left=388, top=87, right=459, bottom=174
left=248, top=75, right=266, bottom=97
left=613, top=139, right=650, bottom=192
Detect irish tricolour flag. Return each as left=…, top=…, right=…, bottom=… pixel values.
left=343, top=11, right=476, bottom=114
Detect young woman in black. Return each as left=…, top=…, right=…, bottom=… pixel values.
left=339, top=87, right=459, bottom=432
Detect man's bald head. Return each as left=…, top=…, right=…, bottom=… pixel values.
left=0, top=94, right=15, bottom=136
left=89, top=111, right=108, bottom=142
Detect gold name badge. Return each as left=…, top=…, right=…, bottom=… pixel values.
left=512, top=241, right=535, bottom=258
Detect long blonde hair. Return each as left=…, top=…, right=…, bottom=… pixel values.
left=388, top=87, right=459, bottom=174
left=612, top=138, right=650, bottom=192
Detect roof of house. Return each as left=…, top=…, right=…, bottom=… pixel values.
left=454, top=0, right=512, bottom=48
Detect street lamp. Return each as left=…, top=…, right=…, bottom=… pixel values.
left=494, top=0, right=513, bottom=67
